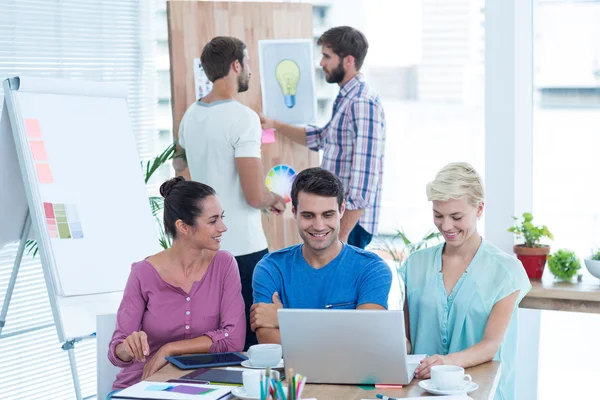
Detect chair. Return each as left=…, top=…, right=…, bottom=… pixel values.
left=97, top=313, right=120, bottom=400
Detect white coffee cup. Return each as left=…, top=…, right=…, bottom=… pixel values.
left=242, top=370, right=262, bottom=397
left=430, top=365, right=472, bottom=390
left=247, top=344, right=282, bottom=367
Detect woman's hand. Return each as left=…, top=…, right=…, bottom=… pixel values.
left=414, top=354, right=449, bottom=379
left=117, top=331, right=149, bottom=363
left=142, top=346, right=171, bottom=380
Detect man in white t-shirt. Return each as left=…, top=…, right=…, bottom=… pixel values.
left=175, top=36, right=286, bottom=350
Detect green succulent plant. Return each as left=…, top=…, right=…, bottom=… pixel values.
left=548, top=249, right=581, bottom=281
left=590, top=248, right=600, bottom=261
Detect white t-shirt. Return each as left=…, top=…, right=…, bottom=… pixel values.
left=178, top=100, right=268, bottom=257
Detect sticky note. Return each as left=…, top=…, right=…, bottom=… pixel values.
left=66, top=204, right=80, bottom=221
left=58, top=223, right=72, bottom=239
left=35, top=163, right=54, bottom=184
left=262, top=128, right=276, bottom=144
left=44, top=202, right=55, bottom=218
left=24, top=119, right=42, bottom=138
left=145, top=384, right=173, bottom=391
left=166, top=385, right=216, bottom=395
left=29, top=140, right=48, bottom=161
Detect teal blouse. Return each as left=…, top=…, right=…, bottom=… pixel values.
left=399, top=239, right=531, bottom=400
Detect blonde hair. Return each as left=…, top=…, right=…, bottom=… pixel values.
left=426, top=162, right=484, bottom=208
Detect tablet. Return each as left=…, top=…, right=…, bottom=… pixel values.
left=166, top=352, right=248, bottom=370
left=176, top=368, right=287, bottom=385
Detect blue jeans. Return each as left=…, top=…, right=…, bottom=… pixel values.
left=347, top=224, right=373, bottom=249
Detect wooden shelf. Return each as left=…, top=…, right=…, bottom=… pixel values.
left=520, top=271, right=600, bottom=314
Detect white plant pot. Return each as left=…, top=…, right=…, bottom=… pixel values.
left=584, top=259, right=600, bottom=280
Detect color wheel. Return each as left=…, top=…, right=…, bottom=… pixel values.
left=265, top=164, right=297, bottom=203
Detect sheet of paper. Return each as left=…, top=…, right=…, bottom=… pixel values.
left=193, top=58, right=213, bottom=100
left=145, top=384, right=173, bottom=391
left=362, top=395, right=472, bottom=400
left=262, top=128, right=276, bottom=144
left=113, top=381, right=231, bottom=400
left=167, top=385, right=215, bottom=395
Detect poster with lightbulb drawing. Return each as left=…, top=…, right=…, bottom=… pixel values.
left=258, top=39, right=317, bottom=125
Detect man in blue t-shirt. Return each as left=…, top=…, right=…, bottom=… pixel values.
left=250, top=167, right=392, bottom=344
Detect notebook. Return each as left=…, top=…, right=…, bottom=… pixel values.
left=111, top=381, right=232, bottom=400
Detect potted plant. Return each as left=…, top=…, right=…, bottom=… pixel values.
left=548, top=249, right=581, bottom=282
left=584, top=248, right=600, bottom=280
left=370, top=229, right=442, bottom=306
left=508, top=212, right=554, bottom=279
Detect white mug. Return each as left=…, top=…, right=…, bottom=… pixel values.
left=247, top=344, right=282, bottom=367
left=242, top=370, right=262, bottom=397
left=430, top=365, right=472, bottom=390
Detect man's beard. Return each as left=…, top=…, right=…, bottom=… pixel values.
left=237, top=73, right=250, bottom=93
left=325, top=60, right=345, bottom=84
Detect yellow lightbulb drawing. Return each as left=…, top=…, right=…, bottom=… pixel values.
left=275, top=59, right=300, bottom=108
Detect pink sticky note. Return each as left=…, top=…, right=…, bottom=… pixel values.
left=262, top=129, right=276, bottom=144
left=24, top=119, right=42, bottom=139
left=29, top=140, right=48, bottom=161
left=35, top=163, right=54, bottom=184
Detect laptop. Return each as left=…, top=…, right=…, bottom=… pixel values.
left=278, top=309, right=425, bottom=385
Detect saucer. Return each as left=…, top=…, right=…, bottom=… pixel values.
left=241, top=359, right=284, bottom=369
left=231, top=387, right=259, bottom=400
left=418, top=379, right=479, bottom=395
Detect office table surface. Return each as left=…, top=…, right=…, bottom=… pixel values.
left=521, top=272, right=600, bottom=313
left=148, top=360, right=501, bottom=400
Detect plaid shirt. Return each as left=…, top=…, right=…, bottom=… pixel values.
left=306, top=74, right=385, bottom=234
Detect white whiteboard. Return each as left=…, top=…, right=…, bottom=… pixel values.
left=1, top=76, right=161, bottom=340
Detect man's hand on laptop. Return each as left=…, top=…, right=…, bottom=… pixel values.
left=250, top=292, right=283, bottom=332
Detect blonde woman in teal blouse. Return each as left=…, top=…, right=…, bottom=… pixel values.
left=400, top=162, right=531, bottom=400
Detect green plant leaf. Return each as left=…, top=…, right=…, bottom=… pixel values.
left=144, top=142, right=177, bottom=184
left=25, top=239, right=39, bottom=258
left=508, top=212, right=552, bottom=247
left=149, top=196, right=164, bottom=217
left=548, top=249, right=580, bottom=281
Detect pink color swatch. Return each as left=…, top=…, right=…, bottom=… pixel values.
left=43, top=202, right=54, bottom=218
left=29, top=140, right=48, bottom=161
left=35, top=163, right=53, bottom=184
left=24, top=119, right=42, bottom=139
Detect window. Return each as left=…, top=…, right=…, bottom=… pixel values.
left=305, top=0, right=486, bottom=240
left=0, top=1, right=158, bottom=398
left=533, top=1, right=600, bottom=398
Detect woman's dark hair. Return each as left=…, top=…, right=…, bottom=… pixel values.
left=291, top=167, right=344, bottom=211
left=159, top=176, right=216, bottom=238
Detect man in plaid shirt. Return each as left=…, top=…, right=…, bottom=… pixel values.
left=261, top=26, right=385, bottom=249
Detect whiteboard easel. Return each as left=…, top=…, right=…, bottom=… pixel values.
left=0, top=76, right=160, bottom=399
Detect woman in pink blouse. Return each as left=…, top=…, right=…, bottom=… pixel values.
left=108, top=177, right=246, bottom=390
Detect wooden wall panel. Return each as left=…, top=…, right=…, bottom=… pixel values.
left=167, top=1, right=319, bottom=251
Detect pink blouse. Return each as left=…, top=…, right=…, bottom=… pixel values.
left=108, top=251, right=246, bottom=389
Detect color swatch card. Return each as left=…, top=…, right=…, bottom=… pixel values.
left=24, top=118, right=42, bottom=138
left=44, top=203, right=84, bottom=239
left=24, top=117, right=55, bottom=184
left=111, top=381, right=231, bottom=400
left=265, top=164, right=297, bottom=203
